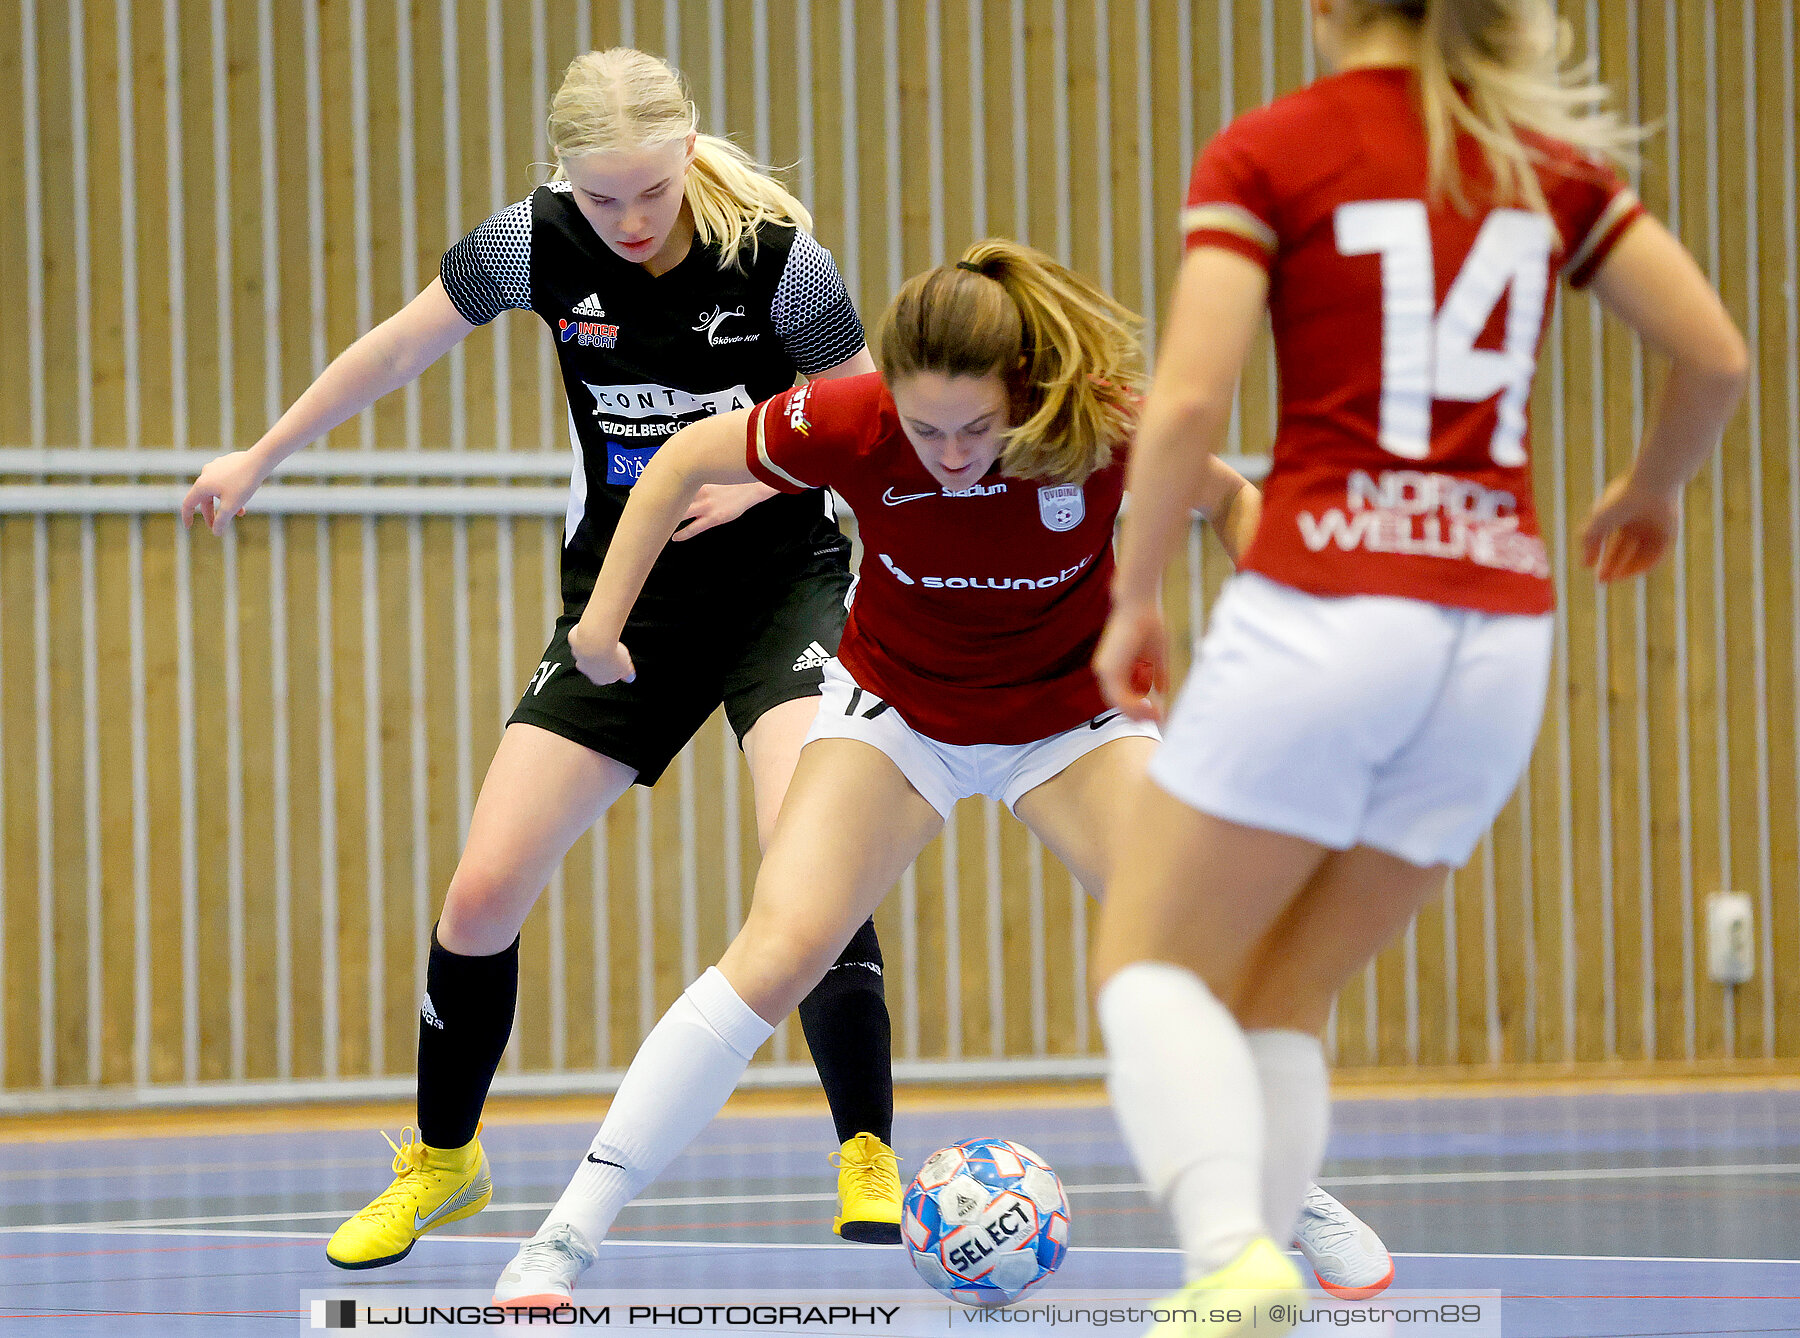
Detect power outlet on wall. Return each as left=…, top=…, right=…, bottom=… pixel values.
left=1706, top=892, right=1755, bottom=985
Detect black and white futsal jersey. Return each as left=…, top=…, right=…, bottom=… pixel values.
left=440, top=183, right=864, bottom=613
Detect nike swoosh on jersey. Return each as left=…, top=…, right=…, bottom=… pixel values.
left=882, top=487, right=937, bottom=505
left=1088, top=712, right=1121, bottom=730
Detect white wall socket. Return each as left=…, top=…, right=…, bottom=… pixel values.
left=1706, top=892, right=1755, bottom=985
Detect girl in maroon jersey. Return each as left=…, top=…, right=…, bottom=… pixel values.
left=1090, top=0, right=1748, bottom=1329
left=484, top=239, right=1266, bottom=1305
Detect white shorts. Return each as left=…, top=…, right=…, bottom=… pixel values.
left=1149, top=573, right=1553, bottom=869
left=806, top=658, right=1161, bottom=819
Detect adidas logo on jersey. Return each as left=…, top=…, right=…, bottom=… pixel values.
left=792, top=641, right=831, bottom=672
left=420, top=993, right=444, bottom=1030
left=572, top=293, right=605, bottom=317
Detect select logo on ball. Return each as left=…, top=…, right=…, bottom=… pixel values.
left=903, top=1137, right=1069, bottom=1308
left=943, top=1193, right=1038, bottom=1279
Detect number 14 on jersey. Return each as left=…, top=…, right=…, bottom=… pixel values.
left=1336, top=201, right=1554, bottom=468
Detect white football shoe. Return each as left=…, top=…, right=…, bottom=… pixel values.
left=493, top=1221, right=598, bottom=1309
left=1291, top=1185, right=1394, bottom=1299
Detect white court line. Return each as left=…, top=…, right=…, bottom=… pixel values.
left=8, top=1161, right=1800, bottom=1236
left=0, top=1193, right=836, bottom=1234
left=3, top=1118, right=1792, bottom=1177
left=4, top=1226, right=1799, bottom=1271
left=1321, top=1161, right=1800, bottom=1188
left=2, top=1133, right=1079, bottom=1181
left=3, top=1227, right=1134, bottom=1254
left=1394, top=1249, right=1800, bottom=1267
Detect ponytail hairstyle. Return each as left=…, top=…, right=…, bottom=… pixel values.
left=546, top=48, right=812, bottom=268
left=874, top=240, right=1144, bottom=486
left=1355, top=0, right=1643, bottom=213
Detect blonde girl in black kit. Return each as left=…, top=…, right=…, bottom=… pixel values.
left=184, top=47, right=906, bottom=1267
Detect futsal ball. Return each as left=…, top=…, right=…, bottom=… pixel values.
left=902, top=1137, right=1070, bottom=1308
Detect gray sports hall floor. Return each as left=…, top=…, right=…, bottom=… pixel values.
left=3, top=1084, right=1797, bottom=1336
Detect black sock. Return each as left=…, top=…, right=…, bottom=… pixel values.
left=798, top=918, right=894, bottom=1146
left=416, top=927, right=520, bottom=1150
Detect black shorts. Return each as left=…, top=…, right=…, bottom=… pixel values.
left=509, top=552, right=852, bottom=786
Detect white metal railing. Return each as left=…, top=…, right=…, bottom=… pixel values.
left=0, top=450, right=580, bottom=515
left=0, top=453, right=1272, bottom=517
left=0, top=486, right=574, bottom=515
left=0, top=450, right=578, bottom=477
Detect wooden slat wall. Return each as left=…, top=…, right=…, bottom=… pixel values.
left=0, top=0, right=1795, bottom=1104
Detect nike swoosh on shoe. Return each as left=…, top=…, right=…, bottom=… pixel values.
left=412, top=1172, right=489, bottom=1232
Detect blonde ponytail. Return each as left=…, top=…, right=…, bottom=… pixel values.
left=546, top=48, right=810, bottom=268
left=683, top=134, right=813, bottom=268
left=875, top=240, right=1144, bottom=486
left=1359, top=0, right=1642, bottom=212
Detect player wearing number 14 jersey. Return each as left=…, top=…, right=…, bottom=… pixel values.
left=1189, top=69, right=1641, bottom=613
left=1091, top=1, right=1749, bottom=1334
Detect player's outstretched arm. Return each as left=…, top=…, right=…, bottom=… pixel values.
left=181, top=279, right=477, bottom=535
left=568, top=408, right=758, bottom=685
left=1096, top=247, right=1268, bottom=719
left=1580, top=217, right=1749, bottom=582
left=672, top=344, right=873, bottom=541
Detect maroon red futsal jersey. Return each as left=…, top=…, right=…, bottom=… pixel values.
left=746, top=373, right=1125, bottom=745
left=1183, top=67, right=1642, bottom=615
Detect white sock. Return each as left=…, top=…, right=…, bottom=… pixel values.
left=540, top=968, right=773, bottom=1246
left=1246, top=1029, right=1329, bottom=1244
left=1097, top=961, right=1265, bottom=1280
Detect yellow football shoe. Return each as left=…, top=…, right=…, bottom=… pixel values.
left=326, top=1126, right=493, bottom=1269
left=1147, top=1237, right=1306, bottom=1338
left=830, top=1132, right=903, bottom=1244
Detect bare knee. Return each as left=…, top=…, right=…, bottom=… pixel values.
left=1230, top=933, right=1345, bottom=1031
left=1235, top=983, right=1334, bottom=1035
left=438, top=859, right=542, bottom=956
left=720, top=907, right=846, bottom=1022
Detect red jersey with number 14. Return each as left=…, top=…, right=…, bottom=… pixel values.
left=745, top=373, right=1125, bottom=745
left=1184, top=67, right=1643, bottom=614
